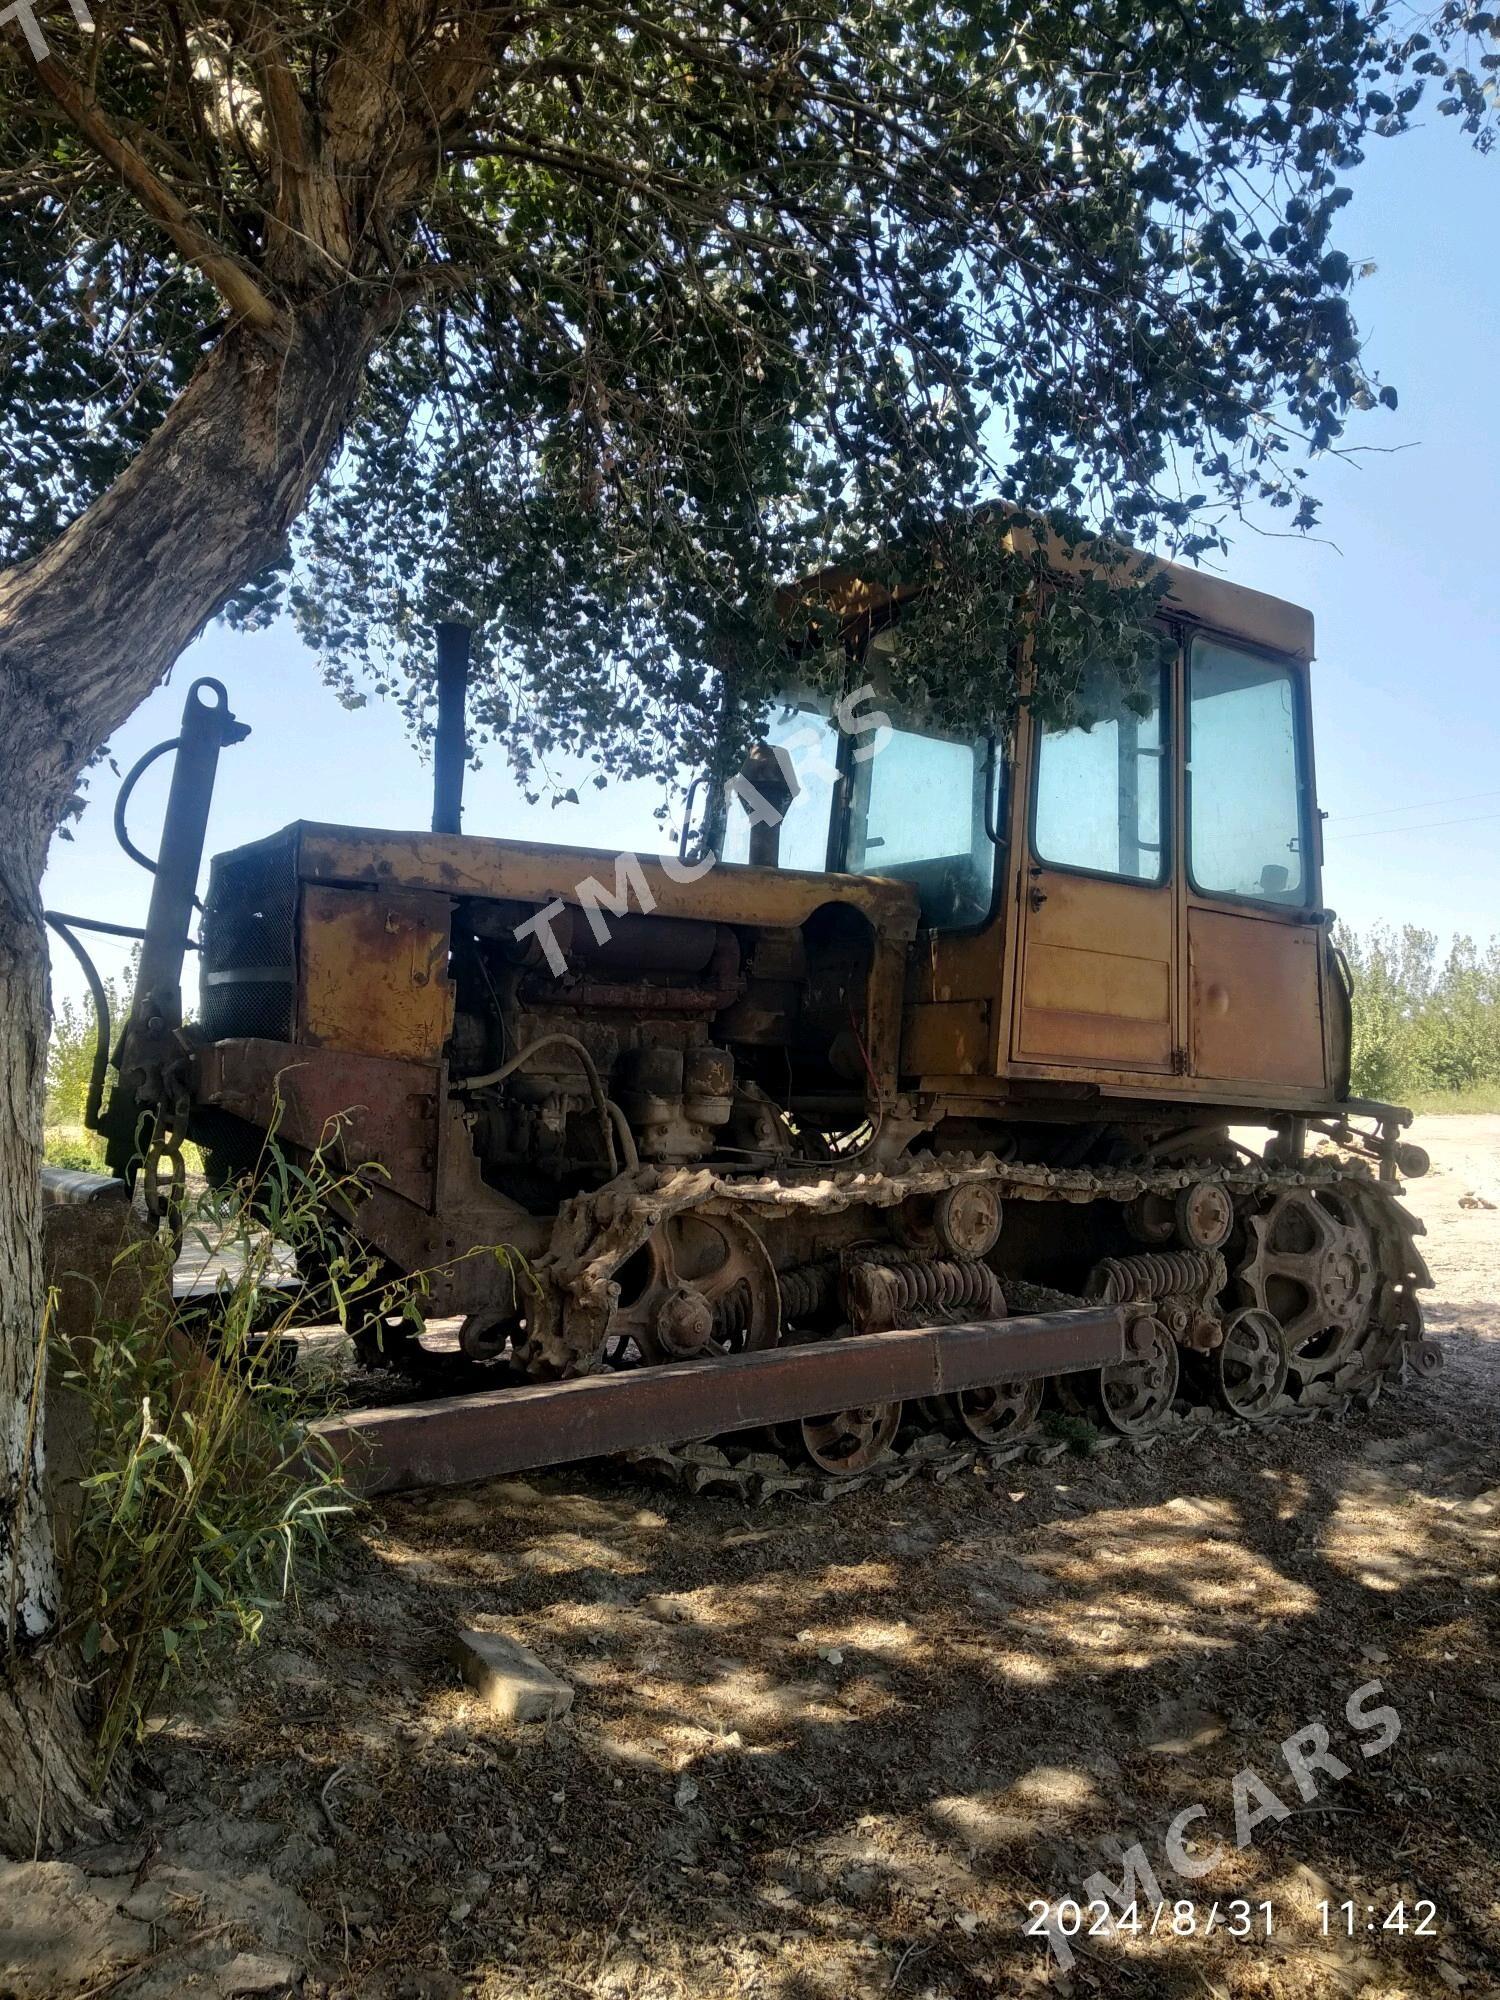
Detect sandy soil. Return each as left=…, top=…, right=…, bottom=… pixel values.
left=8, top=1120, right=1499, bottom=2000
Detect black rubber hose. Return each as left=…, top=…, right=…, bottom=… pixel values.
left=43, top=913, right=112, bottom=1131
left=115, top=731, right=214, bottom=913
left=113, top=735, right=180, bottom=876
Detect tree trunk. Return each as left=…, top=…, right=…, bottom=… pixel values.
left=0, top=795, right=102, bottom=1855
left=0, top=298, right=382, bottom=1855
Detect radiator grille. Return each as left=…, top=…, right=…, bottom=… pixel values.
left=198, top=833, right=298, bottom=1043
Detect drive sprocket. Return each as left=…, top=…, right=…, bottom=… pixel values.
left=1237, top=1186, right=1379, bottom=1396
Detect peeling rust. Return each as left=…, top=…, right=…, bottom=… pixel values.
left=312, top=1306, right=1125, bottom=1495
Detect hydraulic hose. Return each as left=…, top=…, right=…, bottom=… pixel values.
left=113, top=735, right=179, bottom=878
left=454, top=1031, right=627, bottom=1176
left=43, top=913, right=112, bottom=1131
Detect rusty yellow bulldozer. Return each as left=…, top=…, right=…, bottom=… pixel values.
left=52, top=531, right=1439, bottom=1494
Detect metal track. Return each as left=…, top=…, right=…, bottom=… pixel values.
left=517, top=1145, right=1432, bottom=1380
left=621, top=1376, right=1374, bottom=1507
left=319, top=1146, right=1437, bottom=1501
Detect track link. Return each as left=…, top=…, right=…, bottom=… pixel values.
left=619, top=1379, right=1386, bottom=1506
left=341, top=1141, right=1436, bottom=1498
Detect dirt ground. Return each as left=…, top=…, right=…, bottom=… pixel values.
left=6, top=1119, right=1498, bottom=2000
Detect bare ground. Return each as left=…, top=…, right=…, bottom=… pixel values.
left=6, top=1119, right=1499, bottom=2000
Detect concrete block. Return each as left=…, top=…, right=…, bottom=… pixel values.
left=42, top=1197, right=168, bottom=1345
left=450, top=1628, right=574, bottom=1723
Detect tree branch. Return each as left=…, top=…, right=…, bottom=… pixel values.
left=225, top=3, right=312, bottom=171
left=23, top=48, right=283, bottom=336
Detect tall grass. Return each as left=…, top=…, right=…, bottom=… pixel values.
left=1404, top=1084, right=1500, bottom=1118
left=52, top=1133, right=398, bottom=1789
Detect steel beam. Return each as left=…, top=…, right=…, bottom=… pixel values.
left=310, top=1306, right=1124, bottom=1496
left=104, top=679, right=248, bottom=1181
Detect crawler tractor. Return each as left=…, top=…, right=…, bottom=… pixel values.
left=53, top=536, right=1440, bottom=1492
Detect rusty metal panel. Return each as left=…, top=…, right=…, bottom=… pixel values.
left=912, top=925, right=1005, bottom=1006
left=866, top=937, right=912, bottom=1095
left=312, top=1307, right=1123, bottom=1495
left=298, top=883, right=454, bottom=1064
left=902, top=1000, right=991, bottom=1077
left=196, top=1037, right=442, bottom=1208
left=294, top=824, right=921, bottom=944
left=1157, top=566, right=1312, bottom=661
left=293, top=824, right=915, bottom=1100
left=782, top=514, right=1314, bottom=662
left=1189, top=907, right=1325, bottom=1088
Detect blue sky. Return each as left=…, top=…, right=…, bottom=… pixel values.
left=41, top=116, right=1498, bottom=1011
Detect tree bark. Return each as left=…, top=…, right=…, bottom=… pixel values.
left=0, top=298, right=383, bottom=1855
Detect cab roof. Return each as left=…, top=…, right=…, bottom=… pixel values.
left=778, top=511, right=1314, bottom=663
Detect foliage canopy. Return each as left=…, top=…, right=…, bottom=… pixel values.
left=3, top=0, right=1495, bottom=793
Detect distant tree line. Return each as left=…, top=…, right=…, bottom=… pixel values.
left=1337, top=924, right=1500, bottom=1100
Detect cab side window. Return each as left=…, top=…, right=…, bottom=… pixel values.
left=1032, top=664, right=1167, bottom=883
left=845, top=725, right=997, bottom=929
left=1187, top=640, right=1307, bottom=905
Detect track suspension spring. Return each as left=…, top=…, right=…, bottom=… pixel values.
left=845, top=1257, right=1006, bottom=1333
left=1086, top=1249, right=1227, bottom=1307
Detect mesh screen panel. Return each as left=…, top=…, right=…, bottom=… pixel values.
left=199, top=834, right=298, bottom=1043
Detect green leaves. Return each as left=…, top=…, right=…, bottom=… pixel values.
left=1339, top=921, right=1500, bottom=1100
left=2, top=0, right=1494, bottom=790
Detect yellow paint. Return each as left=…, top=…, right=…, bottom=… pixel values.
left=903, top=1000, right=990, bottom=1076
left=298, top=884, right=454, bottom=1063
left=1014, top=871, right=1176, bottom=1073
left=1189, top=908, right=1325, bottom=1088
left=295, top=826, right=920, bottom=943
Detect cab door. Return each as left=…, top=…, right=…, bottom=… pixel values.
left=1182, top=636, right=1327, bottom=1091
left=1010, top=659, right=1178, bottom=1076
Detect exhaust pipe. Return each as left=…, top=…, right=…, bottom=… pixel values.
left=433, top=621, right=470, bottom=835
left=738, top=742, right=797, bottom=867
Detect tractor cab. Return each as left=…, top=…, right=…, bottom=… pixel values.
left=737, top=540, right=1340, bottom=1107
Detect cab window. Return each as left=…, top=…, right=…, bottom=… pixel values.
left=844, top=725, right=997, bottom=929
left=1188, top=639, right=1307, bottom=905
left=1033, top=663, right=1167, bottom=882
left=721, top=702, right=839, bottom=871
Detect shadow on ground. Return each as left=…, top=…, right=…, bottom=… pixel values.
left=26, top=1368, right=1493, bottom=2000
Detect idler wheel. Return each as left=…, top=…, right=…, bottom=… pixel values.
left=629, top=1211, right=780, bottom=1364
left=934, top=1182, right=1004, bottom=1260
left=653, top=1284, right=717, bottom=1360
left=789, top=1403, right=903, bottom=1475
left=1174, top=1180, right=1234, bottom=1252
left=1207, top=1307, right=1288, bottom=1422
left=1095, top=1314, right=1179, bottom=1436
left=932, top=1376, right=1043, bottom=1447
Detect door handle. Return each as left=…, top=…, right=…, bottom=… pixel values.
left=1029, top=885, right=1049, bottom=912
